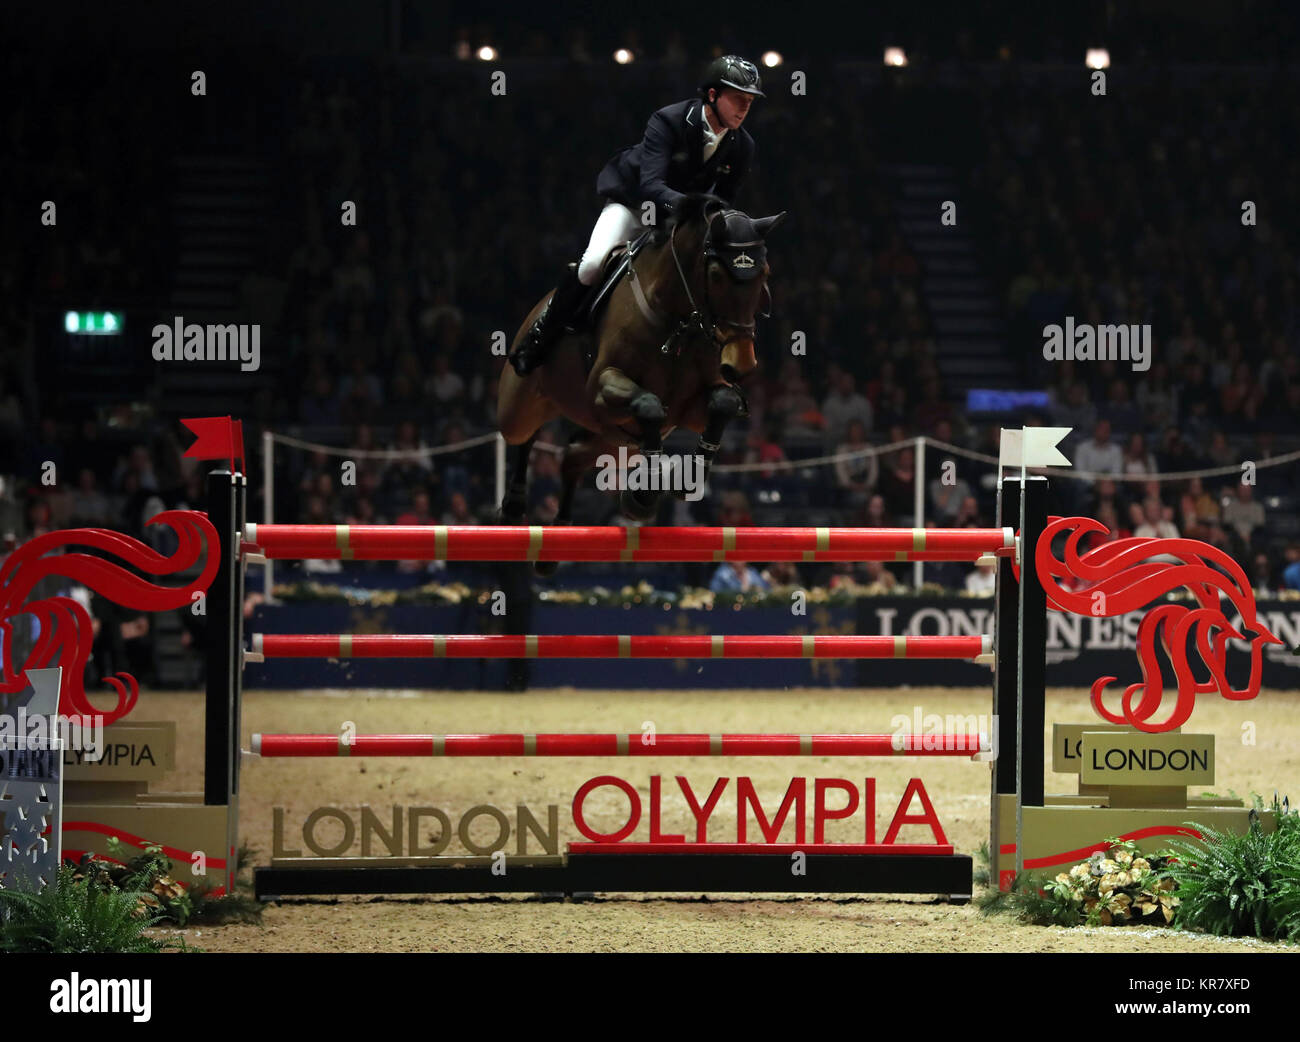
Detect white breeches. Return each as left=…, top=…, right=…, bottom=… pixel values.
left=578, top=202, right=643, bottom=285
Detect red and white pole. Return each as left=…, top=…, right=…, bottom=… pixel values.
left=251, top=732, right=991, bottom=758
left=249, top=633, right=994, bottom=661
left=242, top=523, right=1015, bottom=563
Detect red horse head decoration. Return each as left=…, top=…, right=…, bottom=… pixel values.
left=1035, top=516, right=1282, bottom=733
left=0, top=511, right=219, bottom=726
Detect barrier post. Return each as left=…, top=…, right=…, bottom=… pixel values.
left=991, top=474, right=1047, bottom=884
left=262, top=428, right=276, bottom=605
left=233, top=469, right=247, bottom=798
left=204, top=468, right=244, bottom=884
left=912, top=435, right=926, bottom=590
left=204, top=469, right=236, bottom=805
left=208, top=470, right=245, bottom=883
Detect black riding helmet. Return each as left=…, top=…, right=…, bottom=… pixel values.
left=699, top=55, right=766, bottom=103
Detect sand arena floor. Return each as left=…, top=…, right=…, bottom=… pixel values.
left=135, top=685, right=1300, bottom=953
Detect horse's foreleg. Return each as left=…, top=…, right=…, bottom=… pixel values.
left=695, top=382, right=745, bottom=487
left=594, top=368, right=667, bottom=452
left=499, top=433, right=535, bottom=523
left=594, top=368, right=667, bottom=521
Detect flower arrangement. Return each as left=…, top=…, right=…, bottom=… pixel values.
left=1043, top=841, right=1179, bottom=926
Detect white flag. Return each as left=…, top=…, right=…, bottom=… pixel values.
left=999, top=427, right=1073, bottom=470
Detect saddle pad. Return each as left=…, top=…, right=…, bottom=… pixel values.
left=574, top=230, right=655, bottom=352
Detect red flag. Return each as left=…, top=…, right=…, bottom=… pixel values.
left=182, top=416, right=236, bottom=470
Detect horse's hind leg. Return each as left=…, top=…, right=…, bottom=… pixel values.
left=557, top=431, right=607, bottom=525
left=534, top=431, right=607, bottom=578
left=499, top=433, right=535, bottom=523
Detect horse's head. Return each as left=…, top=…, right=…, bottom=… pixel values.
left=670, top=196, right=786, bottom=381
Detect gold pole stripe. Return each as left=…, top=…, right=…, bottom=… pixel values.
left=528, top=526, right=543, bottom=561
left=710, top=733, right=722, bottom=754
left=336, top=525, right=353, bottom=560
left=912, top=528, right=925, bottom=551
left=434, top=526, right=448, bottom=559
left=800, top=734, right=813, bottom=755
left=616, top=734, right=629, bottom=755
left=711, top=635, right=724, bottom=658
left=619, top=635, right=631, bottom=658
left=816, top=527, right=830, bottom=551
left=339, top=735, right=351, bottom=756
left=434, top=636, right=446, bottom=658
left=802, top=635, right=814, bottom=658
left=433, top=736, right=445, bottom=756
left=802, top=550, right=815, bottom=562
left=339, top=634, right=352, bottom=657
left=893, top=635, right=906, bottom=658
left=524, top=734, right=537, bottom=755
left=621, top=527, right=639, bottom=562
left=722, top=527, right=736, bottom=551
left=526, top=635, right=539, bottom=658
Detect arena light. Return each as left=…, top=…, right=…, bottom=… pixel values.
left=614, top=48, right=634, bottom=64
left=883, top=46, right=908, bottom=67
left=761, top=51, right=782, bottom=67
left=477, top=45, right=497, bottom=61
left=1085, top=47, right=1110, bottom=69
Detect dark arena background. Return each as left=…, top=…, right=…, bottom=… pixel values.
left=3, top=0, right=1300, bottom=982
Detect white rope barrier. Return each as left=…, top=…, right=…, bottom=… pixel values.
left=269, top=430, right=499, bottom=459
left=268, top=429, right=1300, bottom=484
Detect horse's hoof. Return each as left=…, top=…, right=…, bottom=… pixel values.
left=628, top=392, right=667, bottom=426
left=670, top=464, right=711, bottom=500
left=498, top=494, right=527, bottom=524
left=534, top=560, right=559, bottom=578
left=620, top=488, right=660, bottom=521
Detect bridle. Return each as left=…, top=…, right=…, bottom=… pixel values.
left=625, top=204, right=770, bottom=356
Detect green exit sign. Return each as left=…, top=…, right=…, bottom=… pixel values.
left=64, top=310, right=124, bottom=335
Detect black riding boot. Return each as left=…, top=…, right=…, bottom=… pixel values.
left=510, top=264, right=587, bottom=376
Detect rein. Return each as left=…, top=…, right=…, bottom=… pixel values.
left=625, top=209, right=760, bottom=356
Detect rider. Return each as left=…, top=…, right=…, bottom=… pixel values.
left=509, top=55, right=765, bottom=375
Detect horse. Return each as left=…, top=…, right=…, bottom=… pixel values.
left=497, top=195, right=785, bottom=565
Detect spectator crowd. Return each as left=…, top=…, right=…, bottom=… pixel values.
left=4, top=50, right=1300, bottom=606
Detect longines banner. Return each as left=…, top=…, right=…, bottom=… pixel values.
left=246, top=596, right=1300, bottom=690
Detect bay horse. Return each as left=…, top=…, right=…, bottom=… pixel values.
left=498, top=196, right=785, bottom=559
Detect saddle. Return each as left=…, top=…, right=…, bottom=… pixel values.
left=558, top=223, right=752, bottom=418
left=569, top=230, right=656, bottom=359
